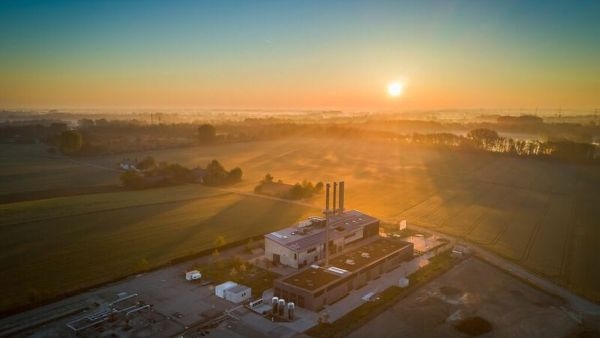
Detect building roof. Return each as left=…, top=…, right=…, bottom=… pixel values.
left=265, top=210, right=379, bottom=252
left=216, top=281, right=238, bottom=290
left=225, top=284, right=250, bottom=294
left=280, top=266, right=341, bottom=291
left=328, top=239, right=412, bottom=272
left=278, top=238, right=413, bottom=291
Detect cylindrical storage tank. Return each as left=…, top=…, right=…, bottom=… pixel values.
left=278, top=299, right=285, bottom=316
left=287, top=302, right=295, bottom=320
left=272, top=297, right=278, bottom=314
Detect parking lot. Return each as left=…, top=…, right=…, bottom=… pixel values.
left=2, top=247, right=255, bottom=338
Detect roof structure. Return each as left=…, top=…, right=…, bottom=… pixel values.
left=226, top=284, right=250, bottom=294
left=279, top=238, right=413, bottom=291
left=265, top=210, right=378, bottom=252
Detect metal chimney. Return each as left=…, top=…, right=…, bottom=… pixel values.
left=332, top=182, right=337, bottom=216
left=339, top=181, right=345, bottom=213
left=325, top=183, right=331, bottom=212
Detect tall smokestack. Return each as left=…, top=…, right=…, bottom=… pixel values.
left=325, top=183, right=331, bottom=212
left=332, top=182, right=337, bottom=216
left=339, top=181, right=345, bottom=213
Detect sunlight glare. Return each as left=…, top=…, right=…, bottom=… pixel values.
left=387, top=82, right=403, bottom=97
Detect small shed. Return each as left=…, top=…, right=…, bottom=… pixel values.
left=215, top=281, right=238, bottom=298
left=224, top=284, right=252, bottom=304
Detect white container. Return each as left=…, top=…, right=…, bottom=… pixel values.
left=185, top=270, right=202, bottom=281
left=224, top=285, right=252, bottom=304
left=215, top=281, right=238, bottom=298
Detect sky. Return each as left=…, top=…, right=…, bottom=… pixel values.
left=0, top=0, right=599, bottom=111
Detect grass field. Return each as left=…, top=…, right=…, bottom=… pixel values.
left=0, top=185, right=313, bottom=312
left=1, top=137, right=599, bottom=312
left=0, top=144, right=119, bottom=196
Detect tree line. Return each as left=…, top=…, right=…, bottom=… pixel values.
left=120, top=157, right=242, bottom=189
left=254, top=173, right=323, bottom=200
left=411, top=128, right=598, bottom=163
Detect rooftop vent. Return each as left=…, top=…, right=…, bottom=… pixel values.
left=361, top=252, right=371, bottom=258
left=298, top=220, right=312, bottom=228
left=327, top=266, right=349, bottom=275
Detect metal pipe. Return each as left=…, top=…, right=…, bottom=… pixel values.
left=325, top=183, right=330, bottom=212
left=339, top=181, right=345, bottom=213
left=332, top=182, right=337, bottom=216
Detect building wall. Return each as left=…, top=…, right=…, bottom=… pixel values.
left=343, top=228, right=364, bottom=245
left=266, top=219, right=380, bottom=269
left=297, top=244, right=325, bottom=268
left=265, top=238, right=299, bottom=268
left=274, top=242, right=414, bottom=311
left=363, top=221, right=380, bottom=239
left=224, top=287, right=251, bottom=304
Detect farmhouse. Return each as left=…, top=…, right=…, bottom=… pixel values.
left=273, top=237, right=414, bottom=311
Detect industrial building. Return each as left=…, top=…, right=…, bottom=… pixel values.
left=273, top=237, right=414, bottom=311
left=264, top=181, right=380, bottom=269
left=215, top=281, right=251, bottom=304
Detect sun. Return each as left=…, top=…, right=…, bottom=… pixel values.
left=387, top=82, right=403, bottom=97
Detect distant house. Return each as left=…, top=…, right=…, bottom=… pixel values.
left=119, top=159, right=138, bottom=171
left=191, top=167, right=208, bottom=183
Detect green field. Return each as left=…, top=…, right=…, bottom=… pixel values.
left=0, top=185, right=313, bottom=312
left=1, top=138, right=599, bottom=312
left=0, top=144, right=119, bottom=196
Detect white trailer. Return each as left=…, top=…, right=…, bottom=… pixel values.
left=185, top=270, right=202, bottom=281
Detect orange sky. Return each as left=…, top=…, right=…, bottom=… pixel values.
left=1, top=1, right=599, bottom=111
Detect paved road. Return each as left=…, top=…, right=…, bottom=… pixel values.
left=392, top=221, right=600, bottom=316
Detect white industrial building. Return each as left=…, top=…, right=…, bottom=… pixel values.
left=265, top=210, right=380, bottom=269
left=265, top=182, right=380, bottom=269
left=214, top=281, right=251, bottom=304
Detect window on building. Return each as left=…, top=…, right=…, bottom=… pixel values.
left=294, top=253, right=297, bottom=260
